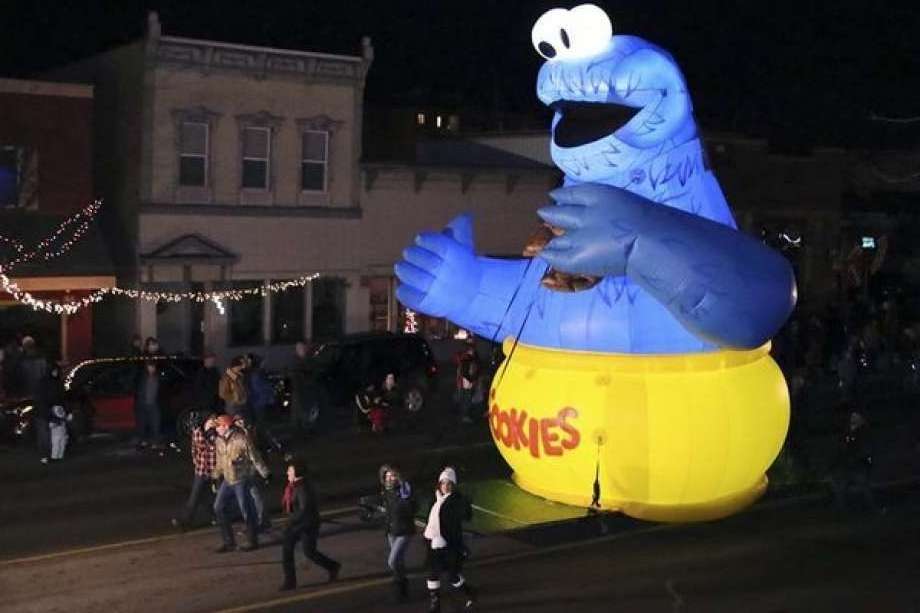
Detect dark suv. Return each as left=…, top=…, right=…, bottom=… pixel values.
left=289, top=333, right=439, bottom=427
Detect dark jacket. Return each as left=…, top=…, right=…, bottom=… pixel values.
left=383, top=483, right=417, bottom=537
left=288, top=356, right=320, bottom=415
left=437, top=492, right=472, bottom=551
left=18, top=352, right=47, bottom=398
left=34, top=372, right=64, bottom=420
left=247, top=368, right=275, bottom=413
left=285, top=478, right=321, bottom=534
left=192, top=366, right=222, bottom=412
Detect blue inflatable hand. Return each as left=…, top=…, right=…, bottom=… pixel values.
left=394, top=214, right=482, bottom=319
left=537, top=184, right=649, bottom=277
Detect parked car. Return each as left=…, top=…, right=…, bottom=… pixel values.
left=282, top=333, right=439, bottom=429
left=62, top=355, right=209, bottom=440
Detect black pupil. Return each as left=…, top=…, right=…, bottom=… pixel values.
left=560, top=28, right=570, bottom=49
left=538, top=41, right=556, bottom=58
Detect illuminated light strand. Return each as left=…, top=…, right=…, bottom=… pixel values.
left=64, top=354, right=179, bottom=391
left=0, top=268, right=320, bottom=315
left=1, top=200, right=102, bottom=270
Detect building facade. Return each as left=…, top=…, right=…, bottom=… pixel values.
left=0, top=78, right=114, bottom=363
left=48, top=13, right=557, bottom=365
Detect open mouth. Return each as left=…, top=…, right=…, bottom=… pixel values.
left=551, top=100, right=640, bottom=148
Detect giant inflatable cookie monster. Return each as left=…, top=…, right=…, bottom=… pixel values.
left=395, top=4, right=797, bottom=521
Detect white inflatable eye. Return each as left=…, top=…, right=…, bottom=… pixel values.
left=566, top=4, right=612, bottom=59
left=532, top=4, right=613, bottom=61
left=531, top=8, right=570, bottom=61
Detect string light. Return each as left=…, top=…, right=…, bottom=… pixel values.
left=0, top=199, right=102, bottom=270
left=0, top=267, right=320, bottom=315
left=0, top=201, right=320, bottom=316
left=64, top=354, right=179, bottom=391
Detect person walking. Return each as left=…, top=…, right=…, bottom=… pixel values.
left=425, top=467, right=476, bottom=612
left=232, top=413, right=272, bottom=533
left=172, top=414, right=218, bottom=531
left=212, top=414, right=270, bottom=552
left=279, top=458, right=341, bottom=590
left=219, top=356, right=249, bottom=418
left=135, top=361, right=163, bottom=449
left=379, top=464, right=416, bottom=602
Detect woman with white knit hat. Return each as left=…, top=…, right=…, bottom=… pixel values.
left=424, top=466, right=476, bottom=612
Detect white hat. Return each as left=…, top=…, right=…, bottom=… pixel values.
left=438, top=467, right=457, bottom=485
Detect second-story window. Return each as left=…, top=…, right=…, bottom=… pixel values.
left=242, top=126, right=271, bottom=189
left=179, top=122, right=208, bottom=187
left=301, top=130, right=328, bottom=192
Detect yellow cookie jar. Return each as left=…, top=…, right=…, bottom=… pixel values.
left=488, top=338, right=790, bottom=522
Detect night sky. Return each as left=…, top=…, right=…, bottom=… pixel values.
left=0, top=0, right=917, bottom=148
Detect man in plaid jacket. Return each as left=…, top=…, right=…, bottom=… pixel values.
left=172, top=414, right=218, bottom=531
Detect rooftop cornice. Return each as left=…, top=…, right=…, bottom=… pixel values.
left=153, top=35, right=369, bottom=83
left=160, top=35, right=365, bottom=64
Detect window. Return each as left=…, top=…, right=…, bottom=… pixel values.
left=436, top=115, right=443, bottom=128
left=242, top=126, right=271, bottom=189
left=311, top=277, right=345, bottom=341
left=301, top=131, right=328, bottom=192
left=179, top=122, right=208, bottom=187
left=0, top=145, right=36, bottom=208
left=0, top=146, right=21, bottom=206
left=229, top=281, right=263, bottom=346
left=416, top=113, right=426, bottom=126
left=272, top=283, right=304, bottom=344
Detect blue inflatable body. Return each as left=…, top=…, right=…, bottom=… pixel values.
left=395, top=5, right=796, bottom=353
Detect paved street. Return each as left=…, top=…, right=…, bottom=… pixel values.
left=3, top=390, right=920, bottom=613
left=2, top=477, right=919, bottom=612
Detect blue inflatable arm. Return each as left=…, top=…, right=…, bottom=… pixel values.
left=395, top=215, right=537, bottom=340
left=538, top=184, right=797, bottom=349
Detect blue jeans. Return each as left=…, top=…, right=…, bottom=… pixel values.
left=249, top=480, right=266, bottom=528
left=214, top=480, right=257, bottom=546
left=388, top=534, right=412, bottom=579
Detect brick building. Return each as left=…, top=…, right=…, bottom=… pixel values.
left=0, top=78, right=114, bottom=362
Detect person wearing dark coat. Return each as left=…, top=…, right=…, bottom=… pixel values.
left=192, top=353, right=222, bottom=413
left=379, top=464, right=417, bottom=601
left=424, top=467, right=476, bottom=612
left=279, top=459, right=341, bottom=591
